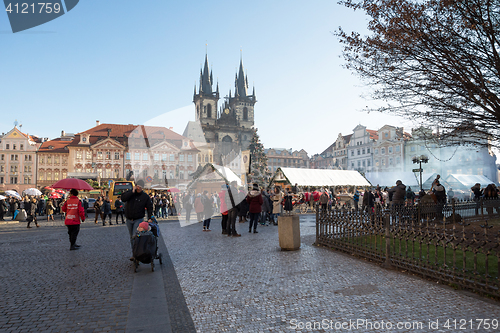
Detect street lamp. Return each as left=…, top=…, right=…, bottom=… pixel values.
left=412, top=155, right=429, bottom=191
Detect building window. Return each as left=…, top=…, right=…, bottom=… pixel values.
left=114, top=152, right=120, bottom=160
left=86, top=151, right=92, bottom=159
left=5, top=144, right=9, bottom=149
left=135, top=153, right=140, bottom=160
left=97, top=168, right=102, bottom=178
left=358, top=161, right=361, bottom=167
left=382, top=159, right=386, bottom=166
left=54, top=171, right=60, bottom=181
left=396, top=157, right=400, bottom=164
left=395, top=146, right=400, bottom=153
left=47, top=156, right=51, bottom=164
left=187, top=155, right=193, bottom=162
left=97, top=152, right=103, bottom=160
left=0, top=154, right=3, bottom=161
left=367, top=148, right=370, bottom=154
left=20, top=144, right=24, bottom=150
left=143, top=153, right=148, bottom=161
left=389, top=158, right=393, bottom=165
left=351, top=162, right=354, bottom=168
left=106, top=152, right=111, bottom=160
left=367, top=160, right=371, bottom=166
left=411, top=146, right=416, bottom=152
left=362, top=160, right=366, bottom=167
left=362, top=148, right=365, bottom=154
left=54, top=156, right=59, bottom=164
left=388, top=147, right=393, bottom=153
left=381, top=148, right=385, bottom=154
left=154, top=169, right=159, bottom=178
left=154, top=154, right=160, bottom=161
left=179, top=154, right=184, bottom=162
left=351, top=151, right=354, bottom=157
left=170, top=154, right=175, bottom=162
left=243, top=107, right=248, bottom=121
left=10, top=177, right=17, bottom=184
left=207, top=104, right=212, bottom=118
left=179, top=171, right=184, bottom=179
left=114, top=169, right=120, bottom=178
left=162, top=154, right=167, bottom=162
left=13, top=144, right=16, bottom=150
left=105, top=169, right=113, bottom=178
left=143, top=169, right=148, bottom=178
left=126, top=153, right=131, bottom=160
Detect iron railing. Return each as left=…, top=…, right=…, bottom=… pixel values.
left=315, top=198, right=500, bottom=298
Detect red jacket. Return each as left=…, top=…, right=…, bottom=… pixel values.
left=62, top=196, right=85, bottom=225
left=246, top=190, right=263, bottom=213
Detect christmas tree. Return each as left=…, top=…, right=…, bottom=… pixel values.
left=248, top=128, right=271, bottom=186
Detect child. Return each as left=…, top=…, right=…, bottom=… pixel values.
left=132, top=221, right=156, bottom=264
left=136, top=221, right=152, bottom=234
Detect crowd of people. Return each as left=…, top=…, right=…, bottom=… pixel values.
left=0, top=195, right=64, bottom=226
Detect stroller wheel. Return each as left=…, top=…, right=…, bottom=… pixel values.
left=159, top=253, right=163, bottom=265
left=151, top=262, right=155, bottom=272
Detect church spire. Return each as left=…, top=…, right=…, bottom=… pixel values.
left=200, top=53, right=213, bottom=95
left=235, top=57, right=247, bottom=97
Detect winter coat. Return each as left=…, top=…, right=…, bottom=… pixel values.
left=194, top=195, right=204, bottom=213
left=261, top=192, right=271, bottom=213
left=434, top=185, right=447, bottom=203
left=121, top=190, right=153, bottom=220
left=29, top=201, right=37, bottom=217
left=284, top=194, right=293, bottom=211
left=271, top=191, right=283, bottom=214
left=62, top=196, right=85, bottom=225
left=219, top=190, right=228, bottom=214
left=102, top=201, right=112, bottom=215
left=115, top=199, right=124, bottom=212
left=238, top=191, right=249, bottom=217
left=319, top=192, right=329, bottom=205
left=225, top=185, right=241, bottom=212
left=46, top=201, right=54, bottom=215
left=246, top=190, right=263, bottom=213
left=202, top=194, right=213, bottom=216
left=388, top=184, right=406, bottom=204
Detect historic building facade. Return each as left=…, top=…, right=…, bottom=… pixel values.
left=37, top=133, right=73, bottom=189
left=347, top=125, right=378, bottom=174
left=0, top=125, right=41, bottom=193
left=192, top=54, right=256, bottom=164
left=372, top=125, right=410, bottom=173
left=265, top=148, right=310, bottom=173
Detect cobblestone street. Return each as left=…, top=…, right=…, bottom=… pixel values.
left=1, top=213, right=500, bottom=332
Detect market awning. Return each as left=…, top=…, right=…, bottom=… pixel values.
left=269, top=167, right=371, bottom=187
left=444, top=174, right=494, bottom=189
left=187, top=163, right=243, bottom=189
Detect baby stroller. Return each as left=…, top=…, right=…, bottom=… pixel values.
left=132, top=216, right=163, bottom=272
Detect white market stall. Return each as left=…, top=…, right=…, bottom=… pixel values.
left=269, top=167, right=371, bottom=187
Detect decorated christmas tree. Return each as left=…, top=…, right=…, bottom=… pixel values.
left=248, top=128, right=271, bottom=186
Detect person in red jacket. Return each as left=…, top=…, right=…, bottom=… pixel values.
left=219, top=184, right=229, bottom=234
left=62, top=189, right=86, bottom=251
left=246, top=183, right=263, bottom=234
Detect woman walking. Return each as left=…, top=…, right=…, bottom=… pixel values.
left=62, top=189, right=85, bottom=251
left=46, top=199, right=55, bottom=221
left=27, top=197, right=39, bottom=228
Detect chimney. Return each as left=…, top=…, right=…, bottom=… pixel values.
left=169, top=127, right=173, bottom=130
left=96, top=120, right=100, bottom=126
left=61, top=130, right=65, bottom=137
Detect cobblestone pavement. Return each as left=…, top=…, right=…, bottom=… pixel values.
left=160, top=214, right=500, bottom=333
left=2, top=213, right=500, bottom=333
left=0, top=213, right=194, bottom=333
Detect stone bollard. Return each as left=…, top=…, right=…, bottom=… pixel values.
left=278, top=214, right=300, bottom=250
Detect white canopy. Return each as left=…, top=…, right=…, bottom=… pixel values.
left=270, top=167, right=371, bottom=187
left=444, top=174, right=494, bottom=189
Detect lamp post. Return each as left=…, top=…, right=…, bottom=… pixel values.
left=412, top=155, right=429, bottom=191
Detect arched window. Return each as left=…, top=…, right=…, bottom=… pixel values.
left=243, top=107, right=248, bottom=121
left=207, top=104, right=212, bottom=118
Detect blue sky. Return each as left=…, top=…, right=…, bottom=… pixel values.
left=0, top=0, right=408, bottom=155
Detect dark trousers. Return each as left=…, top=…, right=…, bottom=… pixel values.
left=27, top=215, right=38, bottom=227
left=116, top=211, right=124, bottom=223
left=249, top=212, right=259, bottom=231
left=103, top=213, right=112, bottom=224
left=185, top=206, right=192, bottom=222
left=196, top=212, right=204, bottom=222
left=226, top=209, right=238, bottom=235
left=66, top=224, right=80, bottom=246
left=203, top=218, right=211, bottom=229
left=221, top=214, right=228, bottom=232
left=0, top=209, right=4, bottom=221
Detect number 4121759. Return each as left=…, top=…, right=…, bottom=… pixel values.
left=5, top=3, right=62, bottom=14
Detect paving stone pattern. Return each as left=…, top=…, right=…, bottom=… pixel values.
left=161, top=215, right=500, bottom=333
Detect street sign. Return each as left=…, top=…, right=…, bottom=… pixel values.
left=412, top=168, right=423, bottom=172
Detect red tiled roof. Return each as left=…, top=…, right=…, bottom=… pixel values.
left=38, top=138, right=71, bottom=153
left=366, top=130, right=379, bottom=140
left=70, top=124, right=188, bottom=149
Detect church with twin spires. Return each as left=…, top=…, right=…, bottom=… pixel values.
left=191, top=54, right=257, bottom=164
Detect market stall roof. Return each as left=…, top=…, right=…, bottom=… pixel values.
left=270, top=167, right=371, bottom=187
left=365, top=172, right=420, bottom=188
left=187, top=163, right=243, bottom=189
left=444, top=174, right=495, bottom=189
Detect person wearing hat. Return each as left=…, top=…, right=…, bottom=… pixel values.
left=246, top=184, right=263, bottom=233
left=121, top=179, right=153, bottom=258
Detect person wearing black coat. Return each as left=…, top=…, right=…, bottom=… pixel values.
left=101, top=198, right=112, bottom=226
left=115, top=197, right=125, bottom=224
left=121, top=180, right=153, bottom=255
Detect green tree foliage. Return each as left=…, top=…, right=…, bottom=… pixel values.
left=336, top=0, right=500, bottom=146
left=248, top=129, right=272, bottom=186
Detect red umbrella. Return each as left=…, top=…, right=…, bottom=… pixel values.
left=51, top=178, right=94, bottom=191
left=54, top=189, right=66, bottom=194
left=49, top=193, right=62, bottom=199
left=168, top=187, right=180, bottom=193
left=44, top=186, right=54, bottom=191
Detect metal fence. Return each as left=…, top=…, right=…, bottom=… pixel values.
left=315, top=198, right=500, bottom=298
